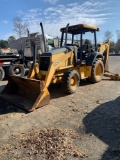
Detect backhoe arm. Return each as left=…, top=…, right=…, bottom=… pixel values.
left=97, top=41, right=120, bottom=80
left=104, top=70, right=120, bottom=80
left=97, top=40, right=110, bottom=71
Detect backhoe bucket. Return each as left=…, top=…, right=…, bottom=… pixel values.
left=0, top=76, right=50, bottom=111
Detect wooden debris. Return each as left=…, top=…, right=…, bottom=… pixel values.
left=0, top=128, right=86, bottom=160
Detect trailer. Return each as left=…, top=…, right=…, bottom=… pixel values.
left=0, top=48, right=25, bottom=80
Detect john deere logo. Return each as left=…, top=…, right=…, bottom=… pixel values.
left=53, top=60, right=61, bottom=66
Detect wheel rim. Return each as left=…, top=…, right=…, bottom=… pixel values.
left=70, top=75, right=77, bottom=89
left=96, top=64, right=103, bottom=78
left=14, top=67, right=21, bottom=75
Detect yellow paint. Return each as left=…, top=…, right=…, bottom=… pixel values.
left=75, top=65, right=92, bottom=79
left=70, top=75, right=77, bottom=89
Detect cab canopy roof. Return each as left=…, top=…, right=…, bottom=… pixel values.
left=60, top=24, right=99, bottom=34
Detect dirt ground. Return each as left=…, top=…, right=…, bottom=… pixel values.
left=0, top=56, right=120, bottom=160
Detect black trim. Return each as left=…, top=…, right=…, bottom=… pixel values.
left=80, top=30, right=83, bottom=64
left=94, top=31, right=97, bottom=51
left=86, top=52, right=103, bottom=66
left=72, top=34, right=74, bottom=44
left=60, top=32, right=64, bottom=47
left=65, top=23, right=69, bottom=47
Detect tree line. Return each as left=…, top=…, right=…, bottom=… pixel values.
left=0, top=17, right=120, bottom=54
left=104, top=30, right=120, bottom=54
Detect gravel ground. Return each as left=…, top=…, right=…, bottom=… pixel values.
left=0, top=56, right=120, bottom=160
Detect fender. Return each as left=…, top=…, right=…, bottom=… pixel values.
left=86, top=52, right=103, bottom=66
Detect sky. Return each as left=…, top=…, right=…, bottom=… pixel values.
left=0, top=0, right=120, bottom=43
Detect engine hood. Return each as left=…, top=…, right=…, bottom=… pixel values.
left=41, top=47, right=72, bottom=56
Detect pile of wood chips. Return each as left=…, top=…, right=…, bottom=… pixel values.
left=1, top=128, right=86, bottom=160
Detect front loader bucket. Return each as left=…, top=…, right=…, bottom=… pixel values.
left=0, top=76, right=50, bottom=112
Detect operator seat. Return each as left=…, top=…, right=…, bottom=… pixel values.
left=77, top=44, right=88, bottom=60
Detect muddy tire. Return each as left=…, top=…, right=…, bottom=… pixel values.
left=63, top=70, right=80, bottom=94
left=89, top=59, right=104, bottom=83
left=9, top=64, right=25, bottom=77
left=0, top=67, right=5, bottom=81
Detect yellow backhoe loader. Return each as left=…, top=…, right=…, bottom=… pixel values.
left=0, top=23, right=119, bottom=111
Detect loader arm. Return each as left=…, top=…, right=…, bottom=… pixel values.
left=41, top=50, right=74, bottom=89
left=25, top=49, right=75, bottom=111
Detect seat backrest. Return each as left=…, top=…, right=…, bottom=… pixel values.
left=82, top=44, right=88, bottom=53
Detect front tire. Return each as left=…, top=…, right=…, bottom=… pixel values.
left=63, top=70, right=80, bottom=94
left=89, top=59, right=104, bottom=83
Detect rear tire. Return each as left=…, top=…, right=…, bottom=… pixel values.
left=0, top=67, right=5, bottom=81
left=89, top=59, right=104, bottom=83
left=63, top=70, right=80, bottom=94
left=9, top=64, right=25, bottom=77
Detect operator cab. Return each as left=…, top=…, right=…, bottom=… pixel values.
left=60, top=24, right=99, bottom=64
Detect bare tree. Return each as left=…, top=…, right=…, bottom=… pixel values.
left=104, top=30, right=113, bottom=41
left=13, top=17, right=29, bottom=38
left=116, top=30, right=120, bottom=53
left=116, top=30, right=120, bottom=40
left=116, top=39, right=120, bottom=52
